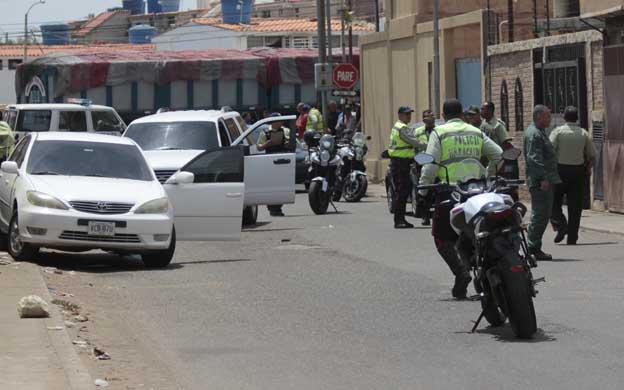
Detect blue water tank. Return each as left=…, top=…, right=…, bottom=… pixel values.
left=122, top=0, right=145, bottom=15
left=221, top=0, right=253, bottom=24
left=40, top=23, right=70, bottom=45
left=147, top=0, right=162, bottom=13
left=159, top=0, right=180, bottom=13
left=129, top=24, right=157, bottom=43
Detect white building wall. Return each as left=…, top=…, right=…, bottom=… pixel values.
left=154, top=24, right=245, bottom=51
left=0, top=68, right=16, bottom=104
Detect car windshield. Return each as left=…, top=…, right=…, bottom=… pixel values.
left=26, top=140, right=154, bottom=181
left=124, top=122, right=219, bottom=151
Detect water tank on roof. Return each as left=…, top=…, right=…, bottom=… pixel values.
left=221, top=0, right=252, bottom=24
left=147, top=0, right=162, bottom=13
left=40, top=23, right=70, bottom=45
left=159, top=0, right=180, bottom=13
left=129, top=24, right=157, bottom=43
left=122, top=0, right=145, bottom=15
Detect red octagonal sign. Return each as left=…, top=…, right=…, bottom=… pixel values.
left=332, top=63, right=359, bottom=90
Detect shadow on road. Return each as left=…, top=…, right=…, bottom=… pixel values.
left=563, top=242, right=620, bottom=246
left=174, top=258, right=254, bottom=266
left=472, top=325, right=557, bottom=343
left=549, top=258, right=584, bottom=263
left=33, top=251, right=184, bottom=273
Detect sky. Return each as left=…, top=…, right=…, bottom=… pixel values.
left=0, top=0, right=193, bottom=38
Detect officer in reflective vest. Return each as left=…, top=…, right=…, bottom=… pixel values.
left=419, top=99, right=502, bottom=299
left=413, top=109, right=436, bottom=226
left=306, top=106, right=325, bottom=133
left=388, top=106, right=416, bottom=229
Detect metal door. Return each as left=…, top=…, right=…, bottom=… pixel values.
left=455, top=59, right=482, bottom=108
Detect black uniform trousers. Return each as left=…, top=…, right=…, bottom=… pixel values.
left=432, top=192, right=469, bottom=277
left=551, top=164, right=586, bottom=244
left=390, top=157, right=413, bottom=224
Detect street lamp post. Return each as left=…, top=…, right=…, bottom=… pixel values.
left=24, top=0, right=45, bottom=63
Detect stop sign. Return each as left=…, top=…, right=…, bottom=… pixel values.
left=332, top=63, right=359, bottom=90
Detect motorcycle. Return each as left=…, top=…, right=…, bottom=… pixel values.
left=305, top=132, right=342, bottom=215
left=416, top=149, right=544, bottom=339
left=333, top=132, right=369, bottom=202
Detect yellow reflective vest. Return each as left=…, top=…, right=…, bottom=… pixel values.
left=435, top=119, right=484, bottom=182
left=306, top=108, right=324, bottom=132
left=388, top=121, right=415, bottom=158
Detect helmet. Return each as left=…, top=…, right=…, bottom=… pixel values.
left=303, top=130, right=320, bottom=147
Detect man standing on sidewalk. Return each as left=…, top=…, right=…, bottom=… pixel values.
left=388, top=106, right=416, bottom=229
left=524, top=105, right=561, bottom=260
left=549, top=106, right=597, bottom=245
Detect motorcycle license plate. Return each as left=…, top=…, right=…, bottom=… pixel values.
left=88, top=221, right=115, bottom=237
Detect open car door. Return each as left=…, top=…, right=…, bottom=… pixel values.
left=232, top=115, right=297, bottom=206
left=164, top=146, right=244, bottom=241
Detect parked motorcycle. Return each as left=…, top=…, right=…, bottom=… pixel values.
left=305, top=132, right=342, bottom=215
left=334, top=132, right=369, bottom=202
left=416, top=149, right=543, bottom=339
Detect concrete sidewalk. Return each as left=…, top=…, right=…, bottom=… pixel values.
left=0, top=256, right=93, bottom=390
left=366, top=183, right=624, bottom=236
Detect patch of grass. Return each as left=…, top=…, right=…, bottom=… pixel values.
left=51, top=299, right=80, bottom=313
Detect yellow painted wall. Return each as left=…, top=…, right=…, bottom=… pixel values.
left=581, top=0, right=622, bottom=16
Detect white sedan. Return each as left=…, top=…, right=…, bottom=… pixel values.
left=0, top=132, right=249, bottom=267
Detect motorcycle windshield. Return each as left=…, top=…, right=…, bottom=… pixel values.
left=454, top=158, right=487, bottom=183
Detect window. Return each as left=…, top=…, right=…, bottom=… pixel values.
left=294, top=8, right=299, bottom=17
left=292, top=37, right=309, bottom=48
left=514, top=78, right=524, bottom=132
left=500, top=80, right=509, bottom=127
left=8, top=59, right=22, bottom=70
left=124, top=121, right=219, bottom=151
left=0, top=60, right=3, bottom=71
left=224, top=118, right=241, bottom=142
left=92, top=110, right=124, bottom=132
left=168, top=16, right=175, bottom=26
left=58, top=111, right=87, bottom=132
left=9, top=135, right=31, bottom=168
left=262, top=10, right=271, bottom=18
left=16, top=110, right=51, bottom=132
left=181, top=147, right=244, bottom=183
left=218, top=121, right=231, bottom=146
left=4, top=110, right=17, bottom=130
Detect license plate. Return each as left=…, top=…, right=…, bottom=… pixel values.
left=88, top=221, right=115, bottom=237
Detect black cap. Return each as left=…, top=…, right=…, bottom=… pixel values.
left=464, top=105, right=480, bottom=115
left=398, top=106, right=414, bottom=114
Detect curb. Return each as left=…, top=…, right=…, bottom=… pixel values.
left=37, top=266, right=94, bottom=390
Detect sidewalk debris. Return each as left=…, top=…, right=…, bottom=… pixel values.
left=47, top=326, right=64, bottom=331
left=94, top=378, right=109, bottom=387
left=64, top=320, right=76, bottom=328
left=93, top=347, right=111, bottom=360
left=74, top=314, right=89, bottom=322
left=53, top=269, right=63, bottom=275
left=51, top=299, right=80, bottom=313
left=0, top=258, right=12, bottom=265
left=17, top=295, right=50, bottom=318
left=72, top=340, right=88, bottom=347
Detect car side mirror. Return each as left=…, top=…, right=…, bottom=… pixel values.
left=1, top=161, right=18, bottom=175
left=166, top=171, right=194, bottom=185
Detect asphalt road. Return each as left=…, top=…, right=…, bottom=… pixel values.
left=39, top=191, right=624, bottom=390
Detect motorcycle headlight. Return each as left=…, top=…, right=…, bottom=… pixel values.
left=355, top=147, right=364, bottom=159
left=135, top=197, right=169, bottom=214
left=27, top=191, right=69, bottom=210
left=320, top=134, right=335, bottom=151
left=320, top=150, right=331, bottom=162
left=352, top=133, right=365, bottom=147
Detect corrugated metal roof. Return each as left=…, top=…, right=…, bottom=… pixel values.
left=192, top=17, right=374, bottom=33
left=0, top=43, right=154, bottom=59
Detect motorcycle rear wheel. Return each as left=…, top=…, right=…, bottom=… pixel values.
left=309, top=181, right=330, bottom=215
left=499, top=260, right=537, bottom=338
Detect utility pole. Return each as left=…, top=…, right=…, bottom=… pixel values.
left=340, top=0, right=346, bottom=63
left=326, top=0, right=333, bottom=61
left=24, top=1, right=46, bottom=63
left=374, top=0, right=380, bottom=32
left=433, top=0, right=440, bottom=118
left=347, top=0, right=353, bottom=63
left=316, top=0, right=328, bottom=123
left=507, top=0, right=514, bottom=42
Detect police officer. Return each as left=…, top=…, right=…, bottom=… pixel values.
left=413, top=109, right=436, bottom=226
left=523, top=105, right=561, bottom=261
left=463, top=105, right=482, bottom=128
left=0, top=121, right=15, bottom=162
left=306, top=105, right=325, bottom=134
left=420, top=99, right=502, bottom=299
left=549, top=106, right=596, bottom=245
left=257, top=113, right=294, bottom=217
left=389, top=106, right=417, bottom=229
left=480, top=101, right=512, bottom=148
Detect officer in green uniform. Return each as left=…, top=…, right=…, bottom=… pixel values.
left=413, top=109, right=436, bottom=226
left=463, top=105, right=482, bottom=128
left=306, top=106, right=325, bottom=133
left=420, top=99, right=502, bottom=299
left=480, top=101, right=512, bottom=148
left=388, top=106, right=416, bottom=229
left=257, top=113, right=294, bottom=217
left=549, top=106, right=596, bottom=245
left=523, top=105, right=561, bottom=261
left=0, top=121, right=15, bottom=162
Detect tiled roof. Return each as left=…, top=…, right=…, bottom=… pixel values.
left=74, top=10, right=130, bottom=37
left=0, top=44, right=154, bottom=59
left=130, top=8, right=209, bottom=18
left=191, top=17, right=374, bottom=33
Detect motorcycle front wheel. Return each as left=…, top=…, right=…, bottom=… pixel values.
left=344, top=175, right=368, bottom=202
left=309, top=181, right=330, bottom=215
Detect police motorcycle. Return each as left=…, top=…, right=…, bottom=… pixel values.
left=304, top=131, right=343, bottom=215
left=416, top=149, right=544, bottom=339
left=333, top=132, right=369, bottom=202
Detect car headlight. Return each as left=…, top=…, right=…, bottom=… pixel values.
left=27, top=191, right=69, bottom=210
left=135, top=197, right=169, bottom=214
left=320, top=150, right=331, bottom=162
